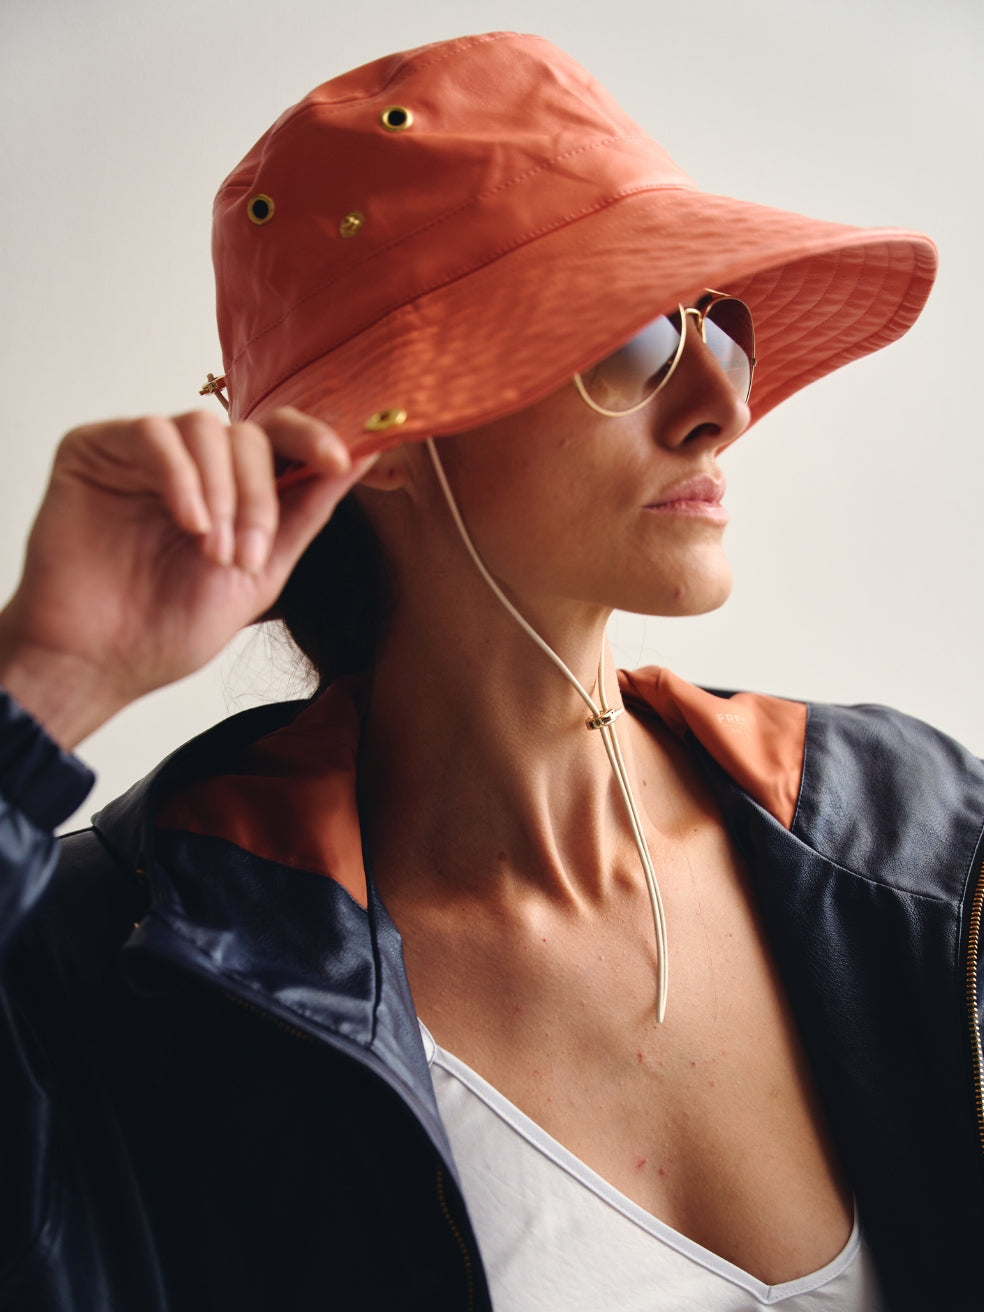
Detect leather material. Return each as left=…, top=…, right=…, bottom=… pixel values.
left=0, top=691, right=94, bottom=833
left=0, top=690, right=93, bottom=955
left=0, top=698, right=489, bottom=1311
left=720, top=734, right=984, bottom=1310
left=1, top=681, right=983, bottom=1310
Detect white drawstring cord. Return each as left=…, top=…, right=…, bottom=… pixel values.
left=425, top=438, right=668, bottom=1021
left=597, top=662, right=668, bottom=1020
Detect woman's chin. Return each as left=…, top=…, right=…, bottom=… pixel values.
left=621, top=559, right=734, bottom=619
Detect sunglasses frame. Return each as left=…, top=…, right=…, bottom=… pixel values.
left=573, top=290, right=756, bottom=418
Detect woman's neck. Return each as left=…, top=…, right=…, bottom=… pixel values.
left=358, top=592, right=664, bottom=907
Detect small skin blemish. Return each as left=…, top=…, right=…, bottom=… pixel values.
left=636, top=1051, right=643, bottom=1063
left=658, top=1167, right=666, bottom=1177
left=635, top=1157, right=647, bottom=1170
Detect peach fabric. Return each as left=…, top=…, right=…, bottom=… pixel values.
left=157, top=669, right=807, bottom=900
left=211, top=32, right=935, bottom=452
left=157, top=676, right=370, bottom=907
left=619, top=667, right=806, bottom=830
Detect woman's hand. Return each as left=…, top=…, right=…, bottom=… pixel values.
left=0, top=407, right=372, bottom=749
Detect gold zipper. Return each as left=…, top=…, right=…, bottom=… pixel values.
left=221, top=988, right=315, bottom=1044
left=224, top=991, right=479, bottom=1308
left=966, top=854, right=984, bottom=1155
left=435, top=1167, right=476, bottom=1312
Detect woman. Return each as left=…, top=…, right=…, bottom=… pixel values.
left=0, top=31, right=978, bottom=1312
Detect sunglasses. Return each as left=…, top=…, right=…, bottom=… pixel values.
left=573, top=291, right=756, bottom=417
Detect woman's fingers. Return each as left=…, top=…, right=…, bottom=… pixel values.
left=56, top=415, right=213, bottom=538
left=259, top=407, right=352, bottom=476
left=0, top=407, right=372, bottom=741
left=57, top=406, right=362, bottom=584
left=227, top=420, right=279, bottom=573
left=175, top=411, right=240, bottom=566
left=177, top=410, right=283, bottom=573
left=173, top=407, right=353, bottom=573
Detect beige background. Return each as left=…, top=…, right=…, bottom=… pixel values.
left=2, top=0, right=981, bottom=824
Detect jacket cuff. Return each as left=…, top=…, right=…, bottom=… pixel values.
left=0, top=689, right=95, bottom=830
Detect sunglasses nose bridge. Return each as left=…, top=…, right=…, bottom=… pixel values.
left=572, top=297, right=753, bottom=417
left=681, top=305, right=705, bottom=337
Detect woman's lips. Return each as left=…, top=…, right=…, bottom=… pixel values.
left=644, top=475, right=728, bottom=522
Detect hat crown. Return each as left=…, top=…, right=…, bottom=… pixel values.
left=212, top=32, right=693, bottom=420
left=208, top=31, right=935, bottom=448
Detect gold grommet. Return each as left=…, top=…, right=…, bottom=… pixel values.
left=247, top=194, right=275, bottom=225
left=380, top=105, right=413, bottom=132
left=364, top=407, right=408, bottom=433
left=199, top=372, right=226, bottom=396
left=339, top=210, right=364, bottom=239
left=199, top=373, right=230, bottom=413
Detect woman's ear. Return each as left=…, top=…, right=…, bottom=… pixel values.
left=356, top=440, right=421, bottom=493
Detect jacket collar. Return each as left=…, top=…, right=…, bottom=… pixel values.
left=121, top=667, right=807, bottom=911
left=92, top=698, right=309, bottom=876
left=91, top=667, right=807, bottom=1154
left=96, top=687, right=453, bottom=1162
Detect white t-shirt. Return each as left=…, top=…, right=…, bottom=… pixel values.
left=420, top=1022, right=887, bottom=1310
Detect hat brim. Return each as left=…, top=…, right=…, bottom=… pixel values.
left=245, top=184, right=936, bottom=455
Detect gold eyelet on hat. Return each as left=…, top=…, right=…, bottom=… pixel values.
left=364, top=407, right=408, bottom=432
left=339, top=211, right=364, bottom=239
left=379, top=105, right=413, bottom=132
left=247, top=194, right=275, bottom=225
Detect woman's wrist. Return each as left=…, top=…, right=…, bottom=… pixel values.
left=0, top=614, right=128, bottom=751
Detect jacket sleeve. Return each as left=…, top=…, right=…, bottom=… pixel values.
left=0, top=688, right=95, bottom=956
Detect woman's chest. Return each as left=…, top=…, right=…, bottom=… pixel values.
left=396, top=835, right=853, bottom=1286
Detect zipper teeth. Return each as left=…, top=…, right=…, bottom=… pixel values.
left=224, top=985, right=479, bottom=1303
left=221, top=989, right=315, bottom=1043
left=435, top=1167, right=476, bottom=1312
left=967, top=856, right=984, bottom=1155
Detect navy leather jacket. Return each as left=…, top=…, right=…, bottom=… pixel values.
left=2, top=672, right=983, bottom=1312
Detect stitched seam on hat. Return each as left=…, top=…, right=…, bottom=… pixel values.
left=232, top=132, right=661, bottom=356
left=239, top=182, right=689, bottom=414
left=243, top=180, right=681, bottom=367
left=364, top=133, right=670, bottom=254
left=229, top=141, right=689, bottom=370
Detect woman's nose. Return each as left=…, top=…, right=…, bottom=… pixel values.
left=654, top=319, right=751, bottom=452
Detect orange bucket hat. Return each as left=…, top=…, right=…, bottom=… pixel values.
left=208, top=31, right=937, bottom=454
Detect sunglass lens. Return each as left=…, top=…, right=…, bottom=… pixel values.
left=579, top=315, right=683, bottom=414
left=704, top=298, right=754, bottom=401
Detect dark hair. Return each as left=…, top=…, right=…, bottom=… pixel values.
left=276, top=493, right=386, bottom=694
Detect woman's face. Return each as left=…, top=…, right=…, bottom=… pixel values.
left=429, top=314, right=751, bottom=622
